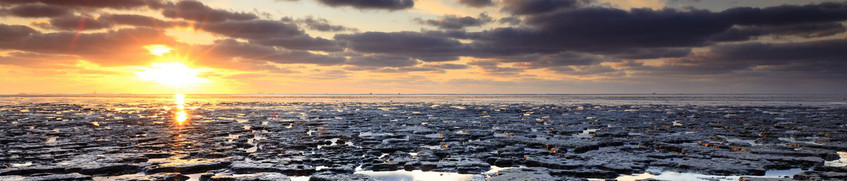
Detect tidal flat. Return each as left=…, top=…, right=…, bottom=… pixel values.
left=0, top=95, right=846, bottom=181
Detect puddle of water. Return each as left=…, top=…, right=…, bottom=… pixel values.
left=825, top=152, right=847, bottom=167
left=616, top=168, right=804, bottom=181
left=573, top=129, right=598, bottom=138
left=355, top=170, right=481, bottom=181
left=778, top=137, right=823, bottom=145
left=92, top=173, right=145, bottom=181
left=186, top=173, right=203, bottom=181
left=724, top=137, right=759, bottom=146
left=10, top=162, right=32, bottom=167
left=317, top=138, right=356, bottom=149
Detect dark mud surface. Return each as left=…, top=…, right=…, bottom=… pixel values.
left=1, top=97, right=847, bottom=180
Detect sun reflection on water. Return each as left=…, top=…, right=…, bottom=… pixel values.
left=174, top=93, right=188, bottom=125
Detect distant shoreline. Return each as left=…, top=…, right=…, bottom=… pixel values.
left=2, top=93, right=845, bottom=97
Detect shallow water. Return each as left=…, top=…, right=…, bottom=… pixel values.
left=3, top=94, right=846, bottom=181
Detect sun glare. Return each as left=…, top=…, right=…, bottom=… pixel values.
left=145, top=44, right=172, bottom=56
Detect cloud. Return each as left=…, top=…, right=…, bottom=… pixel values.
left=722, top=2, right=847, bottom=26
left=637, top=39, right=847, bottom=78
left=200, top=39, right=346, bottom=66
left=469, top=2, right=847, bottom=57
left=335, top=31, right=467, bottom=62
left=498, top=17, right=521, bottom=25
left=0, top=0, right=162, bottom=9
left=316, top=0, right=414, bottom=10
left=283, top=16, right=358, bottom=32
left=347, top=54, right=419, bottom=67
left=7, top=4, right=70, bottom=18
left=0, top=26, right=176, bottom=66
left=198, top=20, right=341, bottom=51
left=469, top=60, right=524, bottom=76
left=0, top=52, right=77, bottom=67
left=710, top=23, right=846, bottom=42
left=373, top=67, right=443, bottom=73
left=100, top=14, right=183, bottom=28
left=0, top=24, right=37, bottom=42
left=47, top=15, right=113, bottom=31
left=501, top=0, right=587, bottom=15
left=551, top=64, right=622, bottom=76
left=415, top=13, right=493, bottom=30
left=502, top=52, right=604, bottom=67
left=161, top=0, right=258, bottom=22
left=458, top=0, right=494, bottom=8
left=426, top=63, right=468, bottom=69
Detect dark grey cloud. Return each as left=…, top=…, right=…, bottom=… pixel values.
left=204, top=39, right=346, bottom=65
left=316, top=0, right=414, bottom=10
left=498, top=17, right=521, bottom=25
left=7, top=4, right=70, bottom=18
left=710, top=23, right=846, bottom=42
left=334, top=2, right=847, bottom=78
left=47, top=15, right=113, bottom=31
left=458, top=0, right=494, bottom=8
left=551, top=65, right=622, bottom=76
left=282, top=16, right=358, bottom=32
left=335, top=31, right=467, bottom=61
left=100, top=14, right=183, bottom=28
left=470, top=2, right=847, bottom=57
left=721, top=2, right=847, bottom=26
left=0, top=0, right=162, bottom=9
left=347, top=54, right=419, bottom=67
left=0, top=24, right=37, bottom=42
left=469, top=60, right=524, bottom=76
left=639, top=39, right=847, bottom=77
left=427, top=63, right=468, bottom=69
left=415, top=13, right=492, bottom=30
left=162, top=0, right=258, bottom=22
left=501, top=0, right=586, bottom=15
left=200, top=20, right=302, bottom=39
left=252, top=36, right=341, bottom=52
left=199, top=20, right=341, bottom=51
left=502, top=52, right=603, bottom=67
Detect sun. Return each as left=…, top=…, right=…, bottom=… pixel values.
left=136, top=62, right=210, bottom=87
left=136, top=45, right=210, bottom=88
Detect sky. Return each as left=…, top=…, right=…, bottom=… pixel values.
left=0, top=0, right=846, bottom=94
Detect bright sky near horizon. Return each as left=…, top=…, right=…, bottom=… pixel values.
left=0, top=0, right=846, bottom=94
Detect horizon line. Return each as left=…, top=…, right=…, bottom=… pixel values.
left=1, top=93, right=845, bottom=96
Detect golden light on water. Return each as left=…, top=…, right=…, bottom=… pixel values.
left=174, top=93, right=187, bottom=125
